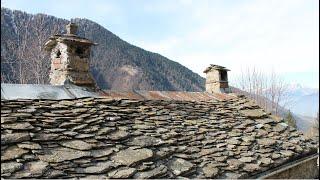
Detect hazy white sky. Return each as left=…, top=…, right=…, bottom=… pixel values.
left=2, top=0, right=319, bottom=88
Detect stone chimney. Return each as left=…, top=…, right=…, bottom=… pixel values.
left=44, top=22, right=97, bottom=89
left=203, top=64, right=231, bottom=93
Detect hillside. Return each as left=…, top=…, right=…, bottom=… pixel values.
left=231, top=87, right=314, bottom=132
left=1, top=8, right=205, bottom=91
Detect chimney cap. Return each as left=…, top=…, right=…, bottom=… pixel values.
left=203, top=64, right=230, bottom=73
left=44, top=22, right=97, bottom=51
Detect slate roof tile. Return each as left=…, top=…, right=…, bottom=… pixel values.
left=0, top=95, right=318, bottom=179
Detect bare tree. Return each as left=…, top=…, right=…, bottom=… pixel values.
left=1, top=12, right=65, bottom=85
left=265, top=70, right=292, bottom=115
left=234, top=67, right=291, bottom=116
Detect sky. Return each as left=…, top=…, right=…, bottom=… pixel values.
left=2, top=0, right=319, bottom=88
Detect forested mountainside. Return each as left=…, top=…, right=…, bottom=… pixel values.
left=1, top=8, right=205, bottom=91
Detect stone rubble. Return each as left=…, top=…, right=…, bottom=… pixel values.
left=1, top=96, right=317, bottom=179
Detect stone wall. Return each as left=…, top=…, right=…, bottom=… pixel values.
left=257, top=154, right=318, bottom=179
left=1, top=97, right=317, bottom=179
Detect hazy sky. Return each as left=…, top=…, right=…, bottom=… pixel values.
left=2, top=0, right=319, bottom=88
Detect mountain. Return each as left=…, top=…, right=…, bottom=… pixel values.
left=231, top=87, right=315, bottom=132
left=295, top=114, right=316, bottom=132
left=285, top=84, right=319, bottom=118
left=284, top=85, right=319, bottom=132
left=1, top=8, right=205, bottom=91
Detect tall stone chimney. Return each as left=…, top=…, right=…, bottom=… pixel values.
left=44, top=22, right=97, bottom=89
left=203, top=64, right=231, bottom=93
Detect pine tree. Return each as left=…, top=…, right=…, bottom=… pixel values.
left=285, top=110, right=297, bottom=128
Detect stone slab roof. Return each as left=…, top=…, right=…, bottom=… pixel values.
left=203, top=64, right=230, bottom=73
left=1, top=95, right=317, bottom=179
left=44, top=34, right=97, bottom=51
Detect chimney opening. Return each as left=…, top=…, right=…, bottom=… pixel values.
left=220, top=71, right=227, bottom=81
left=76, top=47, right=84, bottom=55
left=56, top=50, right=61, bottom=58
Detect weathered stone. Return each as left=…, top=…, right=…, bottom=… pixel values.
left=273, top=123, right=287, bottom=132
left=155, top=147, right=175, bottom=159
left=22, top=154, right=37, bottom=161
left=72, top=108, right=88, bottom=113
left=1, top=145, right=29, bottom=161
left=255, top=124, right=264, bottom=129
left=134, top=165, right=167, bottom=179
left=280, top=150, right=294, bottom=157
left=168, top=158, right=194, bottom=176
left=13, top=161, right=49, bottom=178
left=60, top=140, right=92, bottom=150
left=240, top=109, right=266, bottom=118
left=256, top=118, right=274, bottom=124
left=97, top=127, right=116, bottom=135
left=79, top=161, right=116, bottom=174
left=242, top=136, right=255, bottom=143
left=1, top=116, right=17, bottom=123
left=227, top=159, right=243, bottom=170
left=271, top=153, right=281, bottom=159
left=1, top=133, right=30, bottom=145
left=133, top=124, right=154, bottom=130
left=72, top=124, right=88, bottom=131
left=1, top=122, right=34, bottom=130
left=259, top=157, right=273, bottom=166
left=45, top=128, right=66, bottom=133
left=214, top=156, right=228, bottom=162
left=200, top=148, right=221, bottom=156
left=111, top=148, right=153, bottom=166
left=240, top=151, right=255, bottom=157
left=33, top=133, right=59, bottom=141
left=256, top=129, right=269, bottom=136
left=128, top=136, right=163, bottom=147
left=257, top=138, right=277, bottom=146
left=243, top=163, right=260, bottom=172
left=238, top=157, right=255, bottom=163
left=108, top=167, right=137, bottom=178
left=91, top=148, right=117, bottom=158
left=202, top=163, right=219, bottom=178
left=75, top=133, right=95, bottom=138
left=10, top=113, right=33, bottom=117
left=226, top=138, right=241, bottom=145
left=17, top=142, right=42, bottom=150
left=62, top=131, right=78, bottom=136
left=1, top=162, right=23, bottom=174
left=59, top=122, right=79, bottom=128
left=81, top=175, right=107, bottom=179
left=216, top=143, right=228, bottom=148
left=46, top=170, right=66, bottom=178
left=294, top=145, right=303, bottom=153
left=109, top=130, right=130, bottom=140
left=39, top=147, right=91, bottom=163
